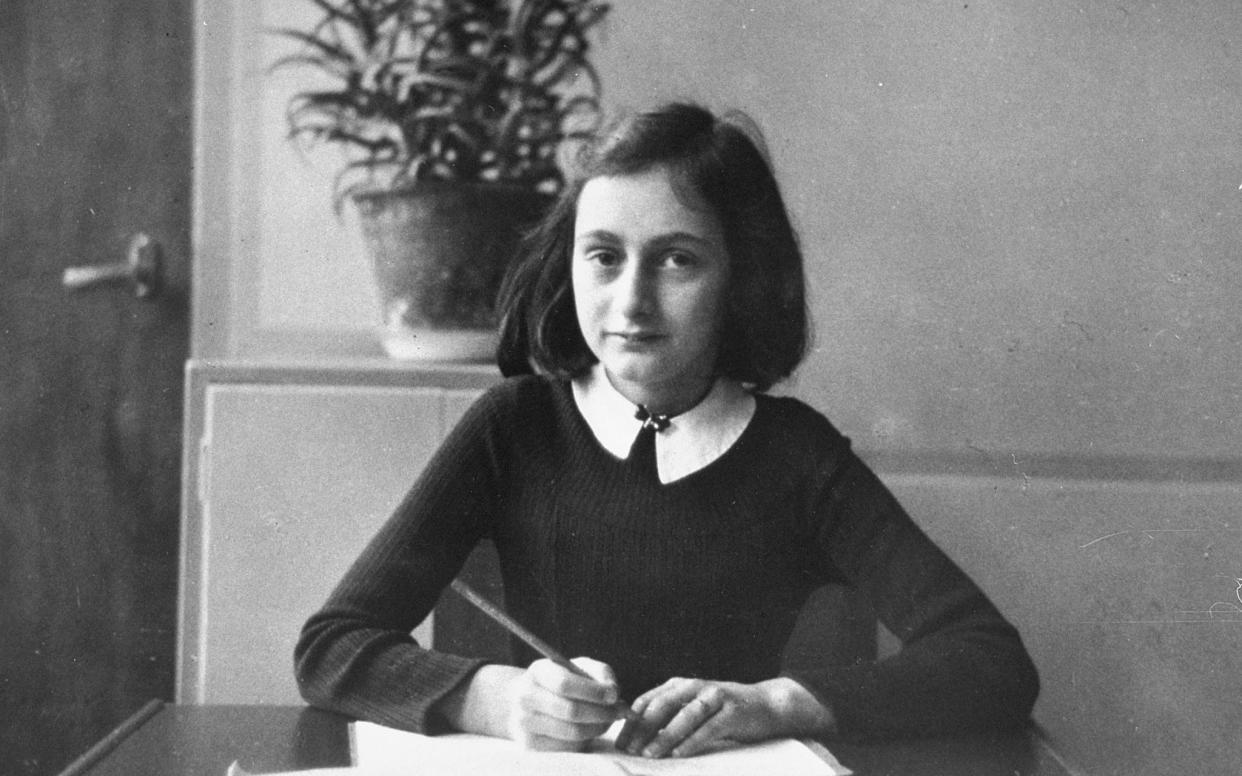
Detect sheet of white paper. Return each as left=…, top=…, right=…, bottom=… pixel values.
left=351, top=719, right=852, bottom=776
left=353, top=726, right=628, bottom=776
left=226, top=762, right=361, bottom=776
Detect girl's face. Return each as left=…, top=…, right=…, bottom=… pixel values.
left=571, top=165, right=730, bottom=414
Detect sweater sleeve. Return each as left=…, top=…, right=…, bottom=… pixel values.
left=785, top=446, right=1040, bottom=741
left=293, top=385, right=511, bottom=733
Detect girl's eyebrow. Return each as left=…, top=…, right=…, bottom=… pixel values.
left=574, top=228, right=621, bottom=243
left=651, top=231, right=717, bottom=249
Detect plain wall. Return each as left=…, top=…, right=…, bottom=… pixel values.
left=194, top=2, right=1242, bottom=774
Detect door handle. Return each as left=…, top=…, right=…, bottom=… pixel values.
left=63, top=232, right=162, bottom=299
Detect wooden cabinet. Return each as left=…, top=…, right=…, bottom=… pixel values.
left=176, top=360, right=498, bottom=704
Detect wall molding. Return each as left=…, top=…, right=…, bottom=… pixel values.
left=860, top=448, right=1242, bottom=485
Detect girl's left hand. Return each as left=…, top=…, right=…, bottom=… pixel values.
left=613, top=676, right=834, bottom=759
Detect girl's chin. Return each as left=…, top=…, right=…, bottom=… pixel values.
left=599, top=358, right=702, bottom=397
left=598, top=357, right=669, bottom=386
left=600, top=359, right=659, bottom=385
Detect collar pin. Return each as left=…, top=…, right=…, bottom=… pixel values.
left=634, top=404, right=671, bottom=432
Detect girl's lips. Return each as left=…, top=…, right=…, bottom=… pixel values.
left=606, top=332, right=667, bottom=352
left=609, top=331, right=663, bottom=342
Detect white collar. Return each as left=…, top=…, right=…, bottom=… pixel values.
left=571, top=364, right=756, bottom=484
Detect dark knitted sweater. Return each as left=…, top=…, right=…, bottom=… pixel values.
left=295, top=375, right=1039, bottom=741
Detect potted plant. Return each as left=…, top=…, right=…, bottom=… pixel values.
left=273, top=0, right=610, bottom=360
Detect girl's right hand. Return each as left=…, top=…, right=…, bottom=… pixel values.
left=505, top=657, right=621, bottom=751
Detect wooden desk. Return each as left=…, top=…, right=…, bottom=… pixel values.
left=69, top=703, right=1077, bottom=776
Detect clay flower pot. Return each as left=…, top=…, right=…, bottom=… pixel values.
left=353, top=182, right=550, bottom=361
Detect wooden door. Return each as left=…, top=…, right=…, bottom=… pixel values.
left=0, top=2, right=192, bottom=774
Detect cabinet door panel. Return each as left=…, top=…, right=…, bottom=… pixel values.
left=183, top=383, right=480, bottom=704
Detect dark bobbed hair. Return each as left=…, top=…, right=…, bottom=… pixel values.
left=495, top=102, right=809, bottom=392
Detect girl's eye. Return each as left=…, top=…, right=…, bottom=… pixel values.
left=663, top=251, right=698, bottom=269
left=584, top=248, right=620, bottom=267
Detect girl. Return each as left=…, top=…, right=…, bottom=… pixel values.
left=295, top=103, right=1039, bottom=758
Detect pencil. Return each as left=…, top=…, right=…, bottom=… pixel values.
left=449, top=578, right=638, bottom=722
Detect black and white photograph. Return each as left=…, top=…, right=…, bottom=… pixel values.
left=2, top=3, right=1239, bottom=775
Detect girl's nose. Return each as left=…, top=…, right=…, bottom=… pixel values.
left=616, top=260, right=656, bottom=319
